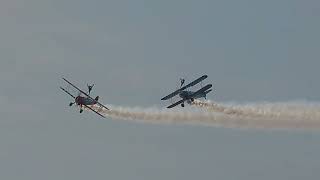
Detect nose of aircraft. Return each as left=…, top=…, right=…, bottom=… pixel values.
left=75, top=96, right=81, bottom=104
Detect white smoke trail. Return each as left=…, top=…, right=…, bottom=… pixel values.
left=191, top=100, right=320, bottom=120
left=91, top=100, right=320, bottom=130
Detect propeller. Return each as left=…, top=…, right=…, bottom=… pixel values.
left=69, top=91, right=81, bottom=107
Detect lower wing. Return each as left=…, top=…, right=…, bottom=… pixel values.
left=167, top=99, right=186, bottom=108
left=83, top=104, right=106, bottom=118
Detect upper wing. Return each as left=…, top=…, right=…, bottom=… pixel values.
left=167, top=99, right=186, bottom=108
left=62, top=77, right=90, bottom=96
left=181, top=75, right=208, bottom=91
left=161, top=75, right=208, bottom=100
left=83, top=104, right=106, bottom=118
left=60, top=87, right=76, bottom=99
left=62, top=78, right=109, bottom=110
left=190, top=84, right=212, bottom=98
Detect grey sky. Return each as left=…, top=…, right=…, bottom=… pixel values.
left=1, top=0, right=320, bottom=179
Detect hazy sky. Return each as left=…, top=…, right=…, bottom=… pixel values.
left=1, top=0, right=320, bottom=179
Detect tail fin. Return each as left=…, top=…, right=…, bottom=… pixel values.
left=204, top=89, right=212, bottom=99
left=95, top=96, right=99, bottom=101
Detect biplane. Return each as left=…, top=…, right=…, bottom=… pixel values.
left=161, top=75, right=213, bottom=108
left=60, top=78, right=109, bottom=118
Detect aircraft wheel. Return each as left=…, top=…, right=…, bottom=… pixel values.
left=80, top=109, right=83, bottom=113
left=69, top=102, right=73, bottom=106
left=181, top=104, right=185, bottom=107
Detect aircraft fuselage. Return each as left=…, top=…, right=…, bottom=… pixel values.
left=179, top=90, right=206, bottom=103
left=75, top=96, right=97, bottom=106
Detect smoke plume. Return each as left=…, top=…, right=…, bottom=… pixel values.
left=92, top=100, right=320, bottom=130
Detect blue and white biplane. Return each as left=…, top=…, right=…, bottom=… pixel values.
left=161, top=75, right=213, bottom=108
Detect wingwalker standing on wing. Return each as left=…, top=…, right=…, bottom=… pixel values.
left=60, top=78, right=109, bottom=118
left=87, top=83, right=94, bottom=95
left=161, top=75, right=213, bottom=108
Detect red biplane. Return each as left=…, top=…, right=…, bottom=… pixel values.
left=60, top=78, right=109, bottom=118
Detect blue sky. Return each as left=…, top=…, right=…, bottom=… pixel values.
left=1, top=0, right=320, bottom=179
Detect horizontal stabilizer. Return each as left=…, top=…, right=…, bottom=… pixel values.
left=205, top=89, right=212, bottom=94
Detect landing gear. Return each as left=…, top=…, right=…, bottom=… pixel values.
left=69, top=102, right=74, bottom=106
left=191, top=98, right=194, bottom=102
left=181, top=103, right=185, bottom=107
left=80, top=109, right=83, bottom=113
